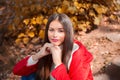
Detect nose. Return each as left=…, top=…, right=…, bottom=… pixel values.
left=53, top=31, right=58, bottom=38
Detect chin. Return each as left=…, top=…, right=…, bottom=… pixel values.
left=50, top=42, right=61, bottom=46
left=51, top=43, right=60, bottom=46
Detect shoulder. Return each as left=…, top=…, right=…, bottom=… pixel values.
left=74, top=39, right=85, bottom=49
left=73, top=39, right=93, bottom=62
left=73, top=39, right=87, bottom=54
left=67, top=40, right=93, bottom=69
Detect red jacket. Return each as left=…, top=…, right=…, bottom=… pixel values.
left=13, top=40, right=93, bottom=80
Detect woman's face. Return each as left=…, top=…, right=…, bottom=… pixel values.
left=48, top=20, right=65, bottom=46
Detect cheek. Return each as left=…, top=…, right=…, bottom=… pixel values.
left=48, top=32, right=51, bottom=40
left=60, top=34, right=65, bottom=42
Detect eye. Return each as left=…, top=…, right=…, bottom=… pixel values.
left=58, top=29, right=64, bottom=32
left=48, top=28, right=54, bottom=32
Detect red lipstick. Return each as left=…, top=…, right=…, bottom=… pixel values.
left=51, top=39, right=58, bottom=42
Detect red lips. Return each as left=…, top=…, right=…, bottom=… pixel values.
left=51, top=39, right=58, bottom=42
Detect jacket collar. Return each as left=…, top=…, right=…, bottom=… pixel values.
left=68, top=43, right=79, bottom=69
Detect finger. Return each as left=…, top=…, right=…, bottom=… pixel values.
left=45, top=43, right=54, bottom=47
left=46, top=47, right=50, bottom=52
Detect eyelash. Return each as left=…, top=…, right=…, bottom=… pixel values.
left=59, top=30, right=64, bottom=32
left=48, top=29, right=54, bottom=31
left=48, top=29, right=64, bottom=32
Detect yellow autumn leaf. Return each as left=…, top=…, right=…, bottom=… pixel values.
left=67, top=6, right=77, bottom=14
left=39, top=15, right=44, bottom=20
left=110, top=14, right=117, bottom=20
left=71, top=16, right=77, bottom=22
left=23, top=37, right=29, bottom=44
left=78, top=3, right=82, bottom=8
left=31, top=17, right=36, bottom=25
left=28, top=31, right=35, bottom=38
left=86, top=21, right=90, bottom=25
left=23, top=19, right=29, bottom=25
left=15, top=38, right=21, bottom=45
left=101, top=5, right=108, bottom=14
left=89, top=10, right=96, bottom=17
left=86, top=3, right=91, bottom=9
left=79, top=8, right=85, bottom=14
left=43, top=18, right=48, bottom=25
left=78, top=23, right=87, bottom=32
left=82, top=27, right=87, bottom=32
left=57, top=7, right=63, bottom=13
left=39, top=30, right=45, bottom=39
left=36, top=15, right=44, bottom=24
left=94, top=15, right=102, bottom=25
left=62, top=1, right=70, bottom=7
left=18, top=33, right=25, bottom=38
left=62, top=1, right=69, bottom=12
left=74, top=1, right=80, bottom=9
left=93, top=4, right=108, bottom=14
left=61, top=6, right=67, bottom=13
left=8, top=25, right=15, bottom=31
left=36, top=16, right=42, bottom=24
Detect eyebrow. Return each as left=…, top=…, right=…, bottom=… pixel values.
left=49, top=26, right=64, bottom=29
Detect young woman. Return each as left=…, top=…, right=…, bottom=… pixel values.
left=13, top=13, right=93, bottom=80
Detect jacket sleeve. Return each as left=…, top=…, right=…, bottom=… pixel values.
left=51, top=42, right=93, bottom=80
left=13, top=56, right=38, bottom=76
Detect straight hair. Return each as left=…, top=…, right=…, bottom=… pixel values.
left=36, top=13, right=74, bottom=80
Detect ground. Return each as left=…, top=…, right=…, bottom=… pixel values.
left=0, top=15, right=120, bottom=80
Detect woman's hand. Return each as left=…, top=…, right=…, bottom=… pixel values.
left=32, top=43, right=62, bottom=66
left=50, top=45, right=62, bottom=66
left=32, top=43, right=53, bottom=61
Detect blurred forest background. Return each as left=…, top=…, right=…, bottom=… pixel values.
left=0, top=0, right=120, bottom=80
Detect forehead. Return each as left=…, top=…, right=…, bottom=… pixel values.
left=49, top=20, right=63, bottom=28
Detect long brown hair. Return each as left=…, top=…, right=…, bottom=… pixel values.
left=35, top=13, right=74, bottom=80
